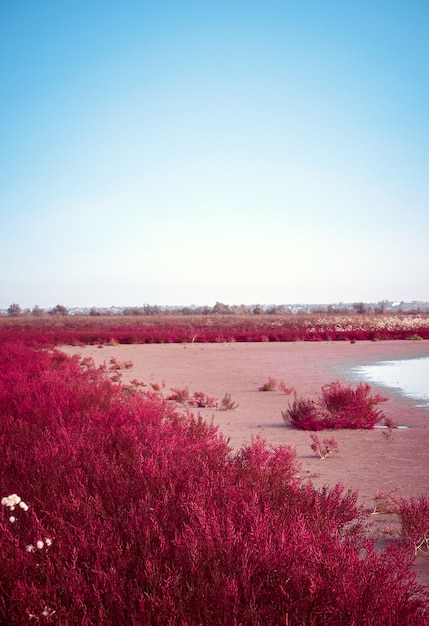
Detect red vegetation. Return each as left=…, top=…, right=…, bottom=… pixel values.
left=1, top=313, right=429, bottom=346
left=309, top=433, right=340, bottom=459
left=396, top=496, right=429, bottom=557
left=0, top=343, right=428, bottom=624
left=283, top=381, right=388, bottom=430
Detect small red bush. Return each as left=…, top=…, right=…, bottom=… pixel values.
left=310, top=433, right=340, bottom=459
left=283, top=381, right=388, bottom=430
left=189, top=391, right=218, bottom=408
left=396, top=495, right=429, bottom=557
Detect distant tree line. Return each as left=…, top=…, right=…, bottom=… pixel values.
left=6, top=304, right=70, bottom=317
left=4, top=300, right=429, bottom=317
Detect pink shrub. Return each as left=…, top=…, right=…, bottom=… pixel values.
left=0, top=344, right=427, bottom=624
left=258, top=377, right=277, bottom=391
left=310, top=433, right=340, bottom=459
left=396, top=495, right=429, bottom=556
left=283, top=381, right=388, bottom=430
left=279, top=380, right=294, bottom=394
left=282, top=395, right=323, bottom=430
left=167, top=386, right=190, bottom=403
left=189, top=391, right=218, bottom=408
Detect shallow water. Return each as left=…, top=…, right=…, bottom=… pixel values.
left=352, top=357, right=429, bottom=407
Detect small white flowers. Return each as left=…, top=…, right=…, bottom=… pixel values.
left=26, top=538, right=52, bottom=552
left=28, top=607, right=56, bottom=620
left=3, top=493, right=52, bottom=553
left=3, top=493, right=52, bottom=554
left=1, top=493, right=29, bottom=511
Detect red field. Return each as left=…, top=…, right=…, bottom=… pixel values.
left=1, top=313, right=429, bottom=345
left=1, top=317, right=429, bottom=623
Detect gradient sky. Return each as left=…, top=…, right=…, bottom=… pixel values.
left=1, top=1, right=428, bottom=308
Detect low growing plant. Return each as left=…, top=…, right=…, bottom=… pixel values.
left=258, top=377, right=277, bottom=391
left=218, top=392, right=239, bottom=411
left=309, top=433, right=339, bottom=459
left=372, top=487, right=401, bottom=515
left=167, top=386, right=190, bottom=404
left=282, top=394, right=321, bottom=430
left=189, top=391, right=218, bottom=408
left=382, top=415, right=398, bottom=441
left=279, top=380, right=294, bottom=394
left=283, top=381, right=388, bottom=430
left=396, top=495, right=429, bottom=557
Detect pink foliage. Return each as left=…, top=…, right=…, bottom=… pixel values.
left=396, top=496, right=429, bottom=556
left=1, top=313, right=429, bottom=346
left=283, top=381, right=388, bottom=430
left=0, top=344, right=427, bottom=624
left=310, top=433, right=340, bottom=459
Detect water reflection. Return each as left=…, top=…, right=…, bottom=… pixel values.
left=352, top=357, right=429, bottom=407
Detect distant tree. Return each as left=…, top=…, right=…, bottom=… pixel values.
left=374, top=300, right=388, bottom=314
left=49, top=304, right=69, bottom=316
left=89, top=307, right=101, bottom=316
left=7, top=303, right=21, bottom=317
left=266, top=305, right=288, bottom=315
left=176, top=306, right=195, bottom=316
left=31, top=305, right=44, bottom=317
left=213, top=302, right=231, bottom=315
left=143, top=305, right=161, bottom=315
left=123, top=307, right=142, bottom=316
left=352, top=302, right=367, bottom=315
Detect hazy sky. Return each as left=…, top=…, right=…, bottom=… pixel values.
left=1, top=1, right=428, bottom=308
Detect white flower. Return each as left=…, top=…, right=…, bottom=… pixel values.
left=45, top=537, right=52, bottom=547
left=2, top=494, right=22, bottom=508
left=9, top=516, right=16, bottom=523
left=36, top=540, right=44, bottom=550
left=19, top=501, right=28, bottom=511
left=26, top=544, right=35, bottom=552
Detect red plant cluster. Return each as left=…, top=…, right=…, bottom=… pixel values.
left=396, top=496, right=429, bottom=557
left=0, top=343, right=428, bottom=624
left=283, top=381, right=388, bottom=430
left=1, top=313, right=429, bottom=346
left=309, top=433, right=340, bottom=459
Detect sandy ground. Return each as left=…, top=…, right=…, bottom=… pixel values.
left=61, top=340, right=429, bottom=583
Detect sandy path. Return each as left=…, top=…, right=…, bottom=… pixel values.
left=61, top=339, right=429, bottom=582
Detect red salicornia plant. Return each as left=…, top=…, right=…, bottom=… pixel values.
left=0, top=343, right=427, bottom=624
left=258, top=377, right=277, bottom=391
left=309, top=433, right=339, bottom=459
left=189, top=391, right=218, bottom=408
left=396, top=495, right=429, bottom=557
left=283, top=381, right=388, bottom=430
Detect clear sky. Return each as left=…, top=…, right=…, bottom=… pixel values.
left=1, top=1, right=428, bottom=309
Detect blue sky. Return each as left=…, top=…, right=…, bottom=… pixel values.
left=1, top=1, right=428, bottom=308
